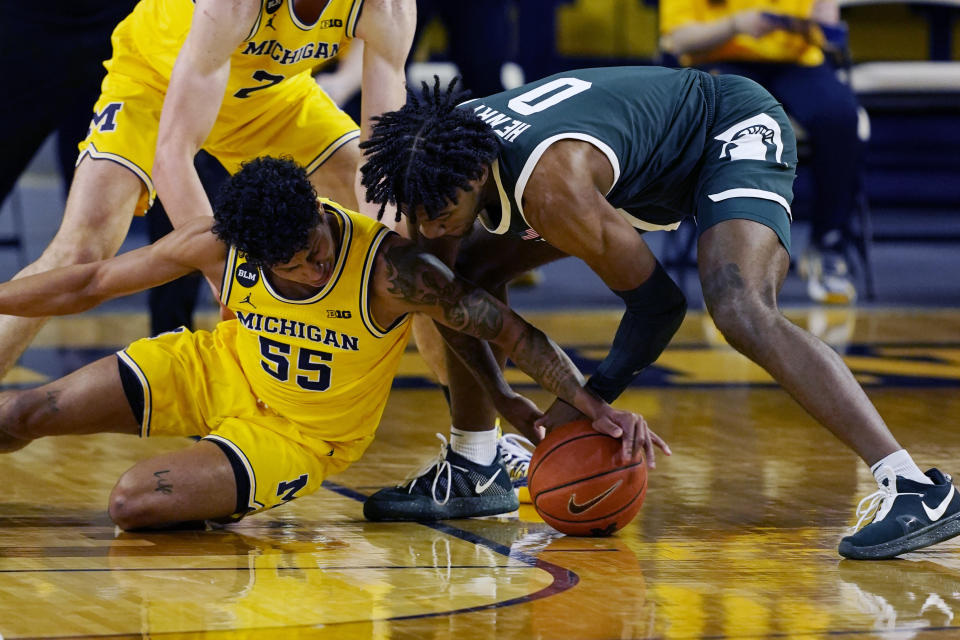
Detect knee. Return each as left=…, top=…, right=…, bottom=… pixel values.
left=704, top=289, right=780, bottom=353
left=108, top=473, right=157, bottom=530
left=41, top=238, right=114, bottom=267
left=0, top=391, right=43, bottom=443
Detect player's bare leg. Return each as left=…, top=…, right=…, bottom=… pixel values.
left=107, top=440, right=237, bottom=530
left=0, top=355, right=237, bottom=528
left=698, top=218, right=960, bottom=558
left=697, top=218, right=899, bottom=464
left=0, top=356, right=139, bottom=452
left=0, top=157, right=140, bottom=379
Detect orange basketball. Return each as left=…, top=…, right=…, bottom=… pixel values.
left=528, top=419, right=648, bottom=536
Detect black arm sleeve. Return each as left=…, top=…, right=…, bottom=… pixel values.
left=585, top=261, right=686, bottom=403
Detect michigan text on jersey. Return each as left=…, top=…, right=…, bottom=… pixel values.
left=241, top=40, right=341, bottom=65
left=236, top=311, right=359, bottom=351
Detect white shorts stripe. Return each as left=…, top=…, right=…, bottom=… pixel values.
left=707, top=188, right=792, bottom=220
left=204, top=434, right=262, bottom=512
left=116, top=350, right=152, bottom=438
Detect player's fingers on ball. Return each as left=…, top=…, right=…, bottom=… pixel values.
left=644, top=432, right=657, bottom=468
left=592, top=418, right=622, bottom=439
left=620, top=422, right=636, bottom=463
left=651, top=429, right=672, bottom=455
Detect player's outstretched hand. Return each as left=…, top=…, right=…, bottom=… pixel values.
left=493, top=391, right=546, bottom=442
left=590, top=408, right=671, bottom=468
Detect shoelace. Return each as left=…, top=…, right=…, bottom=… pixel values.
left=851, top=463, right=928, bottom=533
left=852, top=481, right=899, bottom=532
left=400, top=433, right=452, bottom=505
left=500, top=433, right=534, bottom=480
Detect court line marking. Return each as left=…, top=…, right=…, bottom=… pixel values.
left=0, top=483, right=580, bottom=640
left=320, top=480, right=580, bottom=621
left=0, top=565, right=538, bottom=574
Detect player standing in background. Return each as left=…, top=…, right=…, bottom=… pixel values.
left=0, top=0, right=415, bottom=379
left=359, top=70, right=960, bottom=559
left=0, top=156, right=659, bottom=528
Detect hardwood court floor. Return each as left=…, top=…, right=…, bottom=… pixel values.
left=4, top=308, right=960, bottom=639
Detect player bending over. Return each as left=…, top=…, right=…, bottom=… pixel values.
left=0, top=156, right=664, bottom=529
left=359, top=70, right=960, bottom=559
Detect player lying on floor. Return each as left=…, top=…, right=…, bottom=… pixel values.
left=0, top=156, right=666, bottom=529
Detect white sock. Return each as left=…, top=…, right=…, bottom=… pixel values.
left=450, top=426, right=498, bottom=466
left=871, top=449, right=932, bottom=485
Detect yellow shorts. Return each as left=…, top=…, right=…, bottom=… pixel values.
left=117, top=322, right=372, bottom=519
left=78, top=24, right=359, bottom=215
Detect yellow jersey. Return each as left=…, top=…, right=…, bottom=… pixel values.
left=113, top=0, right=363, bottom=109
left=660, top=0, right=824, bottom=67
left=219, top=200, right=411, bottom=442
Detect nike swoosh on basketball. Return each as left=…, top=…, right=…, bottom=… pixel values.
left=568, top=479, right=623, bottom=515
left=475, top=469, right=502, bottom=494
left=923, top=485, right=956, bottom=521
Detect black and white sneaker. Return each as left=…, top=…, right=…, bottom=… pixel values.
left=499, top=433, right=534, bottom=504
left=363, top=434, right=518, bottom=521
left=839, top=466, right=960, bottom=560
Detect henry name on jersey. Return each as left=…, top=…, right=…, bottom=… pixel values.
left=235, top=310, right=360, bottom=352
left=471, top=104, right=531, bottom=143
left=242, top=39, right=341, bottom=64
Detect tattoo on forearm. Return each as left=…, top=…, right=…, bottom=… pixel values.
left=153, top=469, right=173, bottom=495
left=383, top=244, right=503, bottom=339
left=511, top=326, right=581, bottom=401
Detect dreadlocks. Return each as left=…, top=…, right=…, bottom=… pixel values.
left=360, top=77, right=500, bottom=223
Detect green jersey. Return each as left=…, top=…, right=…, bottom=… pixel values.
left=460, top=66, right=719, bottom=238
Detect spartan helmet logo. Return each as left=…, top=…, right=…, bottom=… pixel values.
left=715, top=113, right=784, bottom=163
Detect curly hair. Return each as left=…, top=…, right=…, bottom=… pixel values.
left=359, top=76, right=500, bottom=223
left=212, top=156, right=319, bottom=267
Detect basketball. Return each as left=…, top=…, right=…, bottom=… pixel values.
left=528, top=419, right=648, bottom=536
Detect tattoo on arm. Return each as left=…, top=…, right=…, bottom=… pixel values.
left=153, top=469, right=173, bottom=495
left=383, top=244, right=503, bottom=340
left=509, top=325, right=584, bottom=401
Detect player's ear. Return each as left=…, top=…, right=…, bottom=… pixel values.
left=478, top=164, right=490, bottom=184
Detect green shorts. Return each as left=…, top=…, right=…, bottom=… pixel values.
left=694, top=74, right=797, bottom=254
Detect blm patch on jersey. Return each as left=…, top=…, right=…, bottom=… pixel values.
left=236, top=263, right=259, bottom=288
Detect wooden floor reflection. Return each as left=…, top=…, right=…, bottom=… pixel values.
left=3, top=308, right=960, bottom=639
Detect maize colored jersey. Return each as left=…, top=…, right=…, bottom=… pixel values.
left=660, top=0, right=824, bottom=66
left=118, top=0, right=363, bottom=104
left=78, top=0, right=362, bottom=214
left=219, top=200, right=411, bottom=441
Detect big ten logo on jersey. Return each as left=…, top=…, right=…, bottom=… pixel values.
left=266, top=0, right=282, bottom=13
left=715, top=113, right=785, bottom=164
left=236, top=262, right=260, bottom=288
left=87, top=102, right=123, bottom=135
left=327, top=309, right=351, bottom=319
